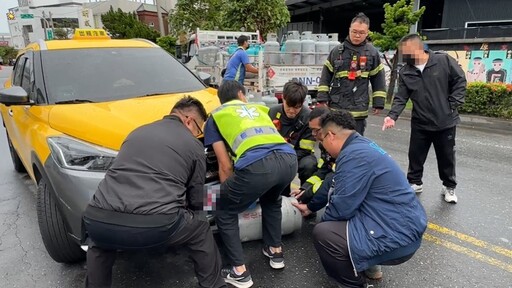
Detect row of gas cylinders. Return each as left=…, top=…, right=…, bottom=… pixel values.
left=196, top=31, right=342, bottom=66
left=264, top=31, right=342, bottom=65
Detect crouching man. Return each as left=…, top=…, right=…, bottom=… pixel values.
left=82, top=96, right=226, bottom=288
left=293, top=110, right=427, bottom=288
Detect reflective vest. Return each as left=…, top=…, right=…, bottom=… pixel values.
left=211, top=100, right=286, bottom=162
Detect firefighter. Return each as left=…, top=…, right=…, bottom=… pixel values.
left=290, top=106, right=334, bottom=204
left=316, top=12, right=387, bottom=136
left=268, top=80, right=317, bottom=188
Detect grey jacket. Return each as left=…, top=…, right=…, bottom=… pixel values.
left=90, top=115, right=206, bottom=215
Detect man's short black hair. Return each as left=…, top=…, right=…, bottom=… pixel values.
left=473, top=57, right=482, bottom=60
left=283, top=80, right=308, bottom=108
left=309, top=106, right=330, bottom=122
left=237, top=35, right=249, bottom=46
left=171, top=96, right=208, bottom=121
left=351, top=12, right=370, bottom=26
left=493, top=58, right=504, bottom=62
left=399, top=33, right=423, bottom=45
left=320, top=110, right=356, bottom=131
left=218, top=80, right=245, bottom=104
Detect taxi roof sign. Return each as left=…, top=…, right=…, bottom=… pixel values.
left=73, top=29, right=110, bottom=40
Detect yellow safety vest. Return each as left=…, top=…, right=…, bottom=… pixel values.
left=211, top=100, right=286, bottom=162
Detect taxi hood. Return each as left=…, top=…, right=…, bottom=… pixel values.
left=48, top=90, right=219, bottom=150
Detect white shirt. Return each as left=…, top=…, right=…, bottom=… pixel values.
left=415, top=63, right=426, bottom=72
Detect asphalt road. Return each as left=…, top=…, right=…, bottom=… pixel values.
left=0, top=66, right=511, bottom=287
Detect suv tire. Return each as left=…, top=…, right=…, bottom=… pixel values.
left=6, top=133, right=26, bottom=173
left=36, top=177, right=85, bottom=263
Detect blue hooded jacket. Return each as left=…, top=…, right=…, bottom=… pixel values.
left=322, top=133, right=427, bottom=272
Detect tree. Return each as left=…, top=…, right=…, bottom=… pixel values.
left=53, top=28, right=69, bottom=40
left=369, top=0, right=426, bottom=103
left=169, top=0, right=225, bottom=35
left=222, top=0, right=290, bottom=39
left=101, top=7, right=161, bottom=42
left=0, top=46, right=18, bottom=63
left=157, top=35, right=178, bottom=56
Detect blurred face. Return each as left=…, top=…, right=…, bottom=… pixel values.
left=400, top=40, right=424, bottom=65
left=309, top=117, right=322, bottom=141
left=349, top=21, right=369, bottom=45
left=283, top=100, right=302, bottom=119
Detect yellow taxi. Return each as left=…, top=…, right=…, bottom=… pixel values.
left=0, top=29, right=220, bottom=263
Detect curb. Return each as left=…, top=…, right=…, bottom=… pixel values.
left=378, top=109, right=512, bottom=134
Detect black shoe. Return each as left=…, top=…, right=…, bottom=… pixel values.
left=220, top=267, right=253, bottom=288
left=262, top=245, right=285, bottom=269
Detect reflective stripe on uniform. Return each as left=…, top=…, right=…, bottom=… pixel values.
left=369, top=63, right=384, bottom=76
left=334, top=71, right=369, bottom=78
left=318, top=85, right=330, bottom=92
left=331, top=107, right=369, bottom=119
left=299, top=139, right=315, bottom=151
left=312, top=180, right=323, bottom=193
left=232, top=126, right=279, bottom=152
left=317, top=158, right=325, bottom=168
left=372, top=91, right=386, bottom=98
left=306, top=175, right=322, bottom=186
left=324, top=60, right=334, bottom=72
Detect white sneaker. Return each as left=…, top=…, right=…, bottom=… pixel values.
left=411, top=184, right=423, bottom=194
left=442, top=186, right=458, bottom=203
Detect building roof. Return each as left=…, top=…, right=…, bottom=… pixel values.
left=286, top=0, right=365, bottom=15
left=136, top=3, right=168, bottom=14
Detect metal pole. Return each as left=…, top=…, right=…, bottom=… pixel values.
left=155, top=0, right=165, bottom=36
left=42, top=11, right=47, bottom=40
left=410, top=0, right=420, bottom=34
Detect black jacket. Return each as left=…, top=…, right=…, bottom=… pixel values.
left=89, top=115, right=206, bottom=215
left=388, top=51, right=466, bottom=131
left=268, top=104, right=315, bottom=160
left=317, top=38, right=387, bottom=119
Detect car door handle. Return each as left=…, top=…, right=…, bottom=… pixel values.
left=8, top=108, right=13, bottom=117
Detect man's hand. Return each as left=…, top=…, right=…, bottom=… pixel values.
left=382, top=116, right=396, bottom=131
left=372, top=108, right=382, bottom=115
left=292, top=202, right=312, bottom=217
left=290, top=189, right=305, bottom=199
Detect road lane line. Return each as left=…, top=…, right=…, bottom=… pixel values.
left=428, top=223, right=512, bottom=259
left=423, top=233, right=512, bottom=273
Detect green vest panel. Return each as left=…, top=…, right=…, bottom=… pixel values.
left=212, top=100, right=286, bottom=162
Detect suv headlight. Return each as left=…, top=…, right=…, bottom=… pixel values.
left=48, top=136, right=117, bottom=171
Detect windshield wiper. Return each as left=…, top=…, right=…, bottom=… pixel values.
left=137, top=92, right=172, bottom=98
left=55, top=99, right=95, bottom=104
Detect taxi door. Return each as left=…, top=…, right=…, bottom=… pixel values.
left=3, top=51, right=44, bottom=178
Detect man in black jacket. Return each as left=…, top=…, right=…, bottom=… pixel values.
left=268, top=80, right=317, bottom=188
left=383, top=34, right=466, bottom=204
left=83, top=96, right=226, bottom=288
left=316, top=12, right=387, bottom=136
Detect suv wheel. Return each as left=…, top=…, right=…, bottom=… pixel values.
left=6, top=133, right=26, bottom=173
left=36, top=177, right=85, bottom=263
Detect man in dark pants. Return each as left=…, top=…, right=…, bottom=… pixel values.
left=83, top=96, right=226, bottom=288
left=383, top=33, right=466, bottom=203
left=316, top=12, right=387, bottom=135
left=204, top=80, right=297, bottom=288
left=294, top=110, right=427, bottom=288
left=269, top=80, right=317, bottom=188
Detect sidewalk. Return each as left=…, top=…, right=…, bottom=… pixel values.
left=378, top=109, right=512, bottom=134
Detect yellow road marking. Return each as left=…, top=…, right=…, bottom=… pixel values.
left=428, top=223, right=512, bottom=259
left=423, top=233, right=512, bottom=273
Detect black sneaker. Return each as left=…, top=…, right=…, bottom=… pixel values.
left=262, top=246, right=285, bottom=269
left=220, top=267, right=253, bottom=288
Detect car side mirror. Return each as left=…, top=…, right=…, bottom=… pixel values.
left=197, top=71, right=212, bottom=87
left=0, top=86, right=30, bottom=105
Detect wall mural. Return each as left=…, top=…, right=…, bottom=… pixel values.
left=447, top=50, right=512, bottom=84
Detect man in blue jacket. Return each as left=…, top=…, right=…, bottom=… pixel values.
left=293, top=110, right=427, bottom=288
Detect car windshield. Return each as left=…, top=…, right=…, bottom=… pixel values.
left=41, top=47, right=205, bottom=104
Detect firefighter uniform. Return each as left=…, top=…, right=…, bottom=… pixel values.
left=268, top=105, right=317, bottom=186
left=297, top=144, right=336, bottom=204
left=317, top=39, right=387, bottom=135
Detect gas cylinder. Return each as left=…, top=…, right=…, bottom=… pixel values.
left=238, top=196, right=303, bottom=242
left=263, top=33, right=281, bottom=65
left=284, top=31, right=301, bottom=65
left=328, top=33, right=342, bottom=52
left=315, top=34, right=330, bottom=65
left=301, top=31, right=316, bottom=65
